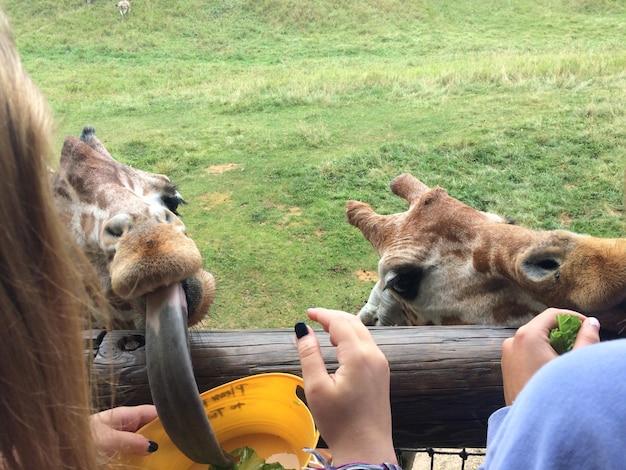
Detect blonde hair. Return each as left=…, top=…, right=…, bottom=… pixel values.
left=0, top=12, right=104, bottom=470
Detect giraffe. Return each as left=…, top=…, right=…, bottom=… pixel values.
left=52, top=126, right=213, bottom=329
left=51, top=126, right=232, bottom=466
left=347, top=173, right=626, bottom=335
left=116, top=0, right=131, bottom=18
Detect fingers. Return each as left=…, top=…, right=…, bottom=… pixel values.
left=501, top=308, right=600, bottom=406
left=111, top=431, right=156, bottom=456
left=92, top=414, right=158, bottom=457
left=295, top=321, right=331, bottom=390
left=128, top=404, right=158, bottom=429
left=525, top=308, right=599, bottom=352
left=501, top=337, right=515, bottom=405
left=573, top=317, right=601, bottom=349
left=97, top=405, right=158, bottom=432
left=296, top=308, right=377, bottom=393
left=521, top=307, right=586, bottom=337
left=518, top=308, right=601, bottom=353
left=92, top=405, right=159, bottom=457
left=307, top=307, right=374, bottom=345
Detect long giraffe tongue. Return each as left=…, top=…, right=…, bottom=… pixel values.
left=145, top=283, right=234, bottom=466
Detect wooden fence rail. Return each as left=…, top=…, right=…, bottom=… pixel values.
left=87, top=326, right=516, bottom=449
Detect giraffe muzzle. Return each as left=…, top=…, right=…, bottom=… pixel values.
left=145, top=283, right=234, bottom=466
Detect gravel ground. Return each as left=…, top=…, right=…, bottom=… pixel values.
left=406, top=448, right=485, bottom=470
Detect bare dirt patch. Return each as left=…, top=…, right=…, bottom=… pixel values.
left=356, top=269, right=378, bottom=282
left=199, top=192, right=232, bottom=210
left=205, top=163, right=243, bottom=174
left=283, top=206, right=302, bottom=219
left=265, top=202, right=304, bottom=228
left=559, top=212, right=573, bottom=226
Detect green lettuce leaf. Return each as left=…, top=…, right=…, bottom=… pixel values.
left=212, top=447, right=286, bottom=470
left=549, top=314, right=582, bottom=355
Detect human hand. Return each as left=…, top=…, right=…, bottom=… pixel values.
left=91, top=405, right=159, bottom=457
left=295, top=308, right=397, bottom=466
left=501, top=308, right=600, bottom=405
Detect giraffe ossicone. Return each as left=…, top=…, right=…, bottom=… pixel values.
left=348, top=173, right=626, bottom=335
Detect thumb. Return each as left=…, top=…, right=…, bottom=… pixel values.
left=294, top=322, right=329, bottom=387
left=573, top=317, right=601, bottom=350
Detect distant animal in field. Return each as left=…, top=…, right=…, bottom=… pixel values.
left=116, top=0, right=131, bottom=18
left=348, top=173, right=626, bottom=335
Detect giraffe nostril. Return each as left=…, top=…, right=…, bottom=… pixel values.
left=102, top=214, right=132, bottom=239
left=105, top=225, right=123, bottom=237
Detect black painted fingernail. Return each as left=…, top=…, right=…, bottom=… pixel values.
left=295, top=322, right=309, bottom=339
left=148, top=440, right=159, bottom=453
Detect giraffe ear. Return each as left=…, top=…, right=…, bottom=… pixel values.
left=346, top=200, right=391, bottom=255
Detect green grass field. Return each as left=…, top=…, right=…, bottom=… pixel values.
left=3, top=0, right=625, bottom=328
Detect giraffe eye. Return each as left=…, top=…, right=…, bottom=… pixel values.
left=161, top=194, right=186, bottom=216
left=385, top=268, right=423, bottom=300
left=389, top=275, right=412, bottom=293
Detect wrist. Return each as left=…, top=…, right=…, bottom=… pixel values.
left=331, top=450, right=398, bottom=468
left=334, top=463, right=403, bottom=470
left=305, top=448, right=401, bottom=470
left=325, top=422, right=396, bottom=467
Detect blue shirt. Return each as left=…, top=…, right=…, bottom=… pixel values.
left=479, top=339, right=626, bottom=469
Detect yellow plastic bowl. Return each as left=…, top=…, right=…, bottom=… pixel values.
left=121, top=373, right=319, bottom=469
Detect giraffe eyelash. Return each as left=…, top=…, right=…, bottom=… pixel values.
left=161, top=193, right=186, bottom=216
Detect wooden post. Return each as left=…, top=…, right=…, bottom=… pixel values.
left=88, top=326, right=515, bottom=448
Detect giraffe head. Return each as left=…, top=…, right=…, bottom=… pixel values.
left=52, top=127, right=232, bottom=465
left=52, top=126, right=214, bottom=329
left=347, top=173, right=626, bottom=335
